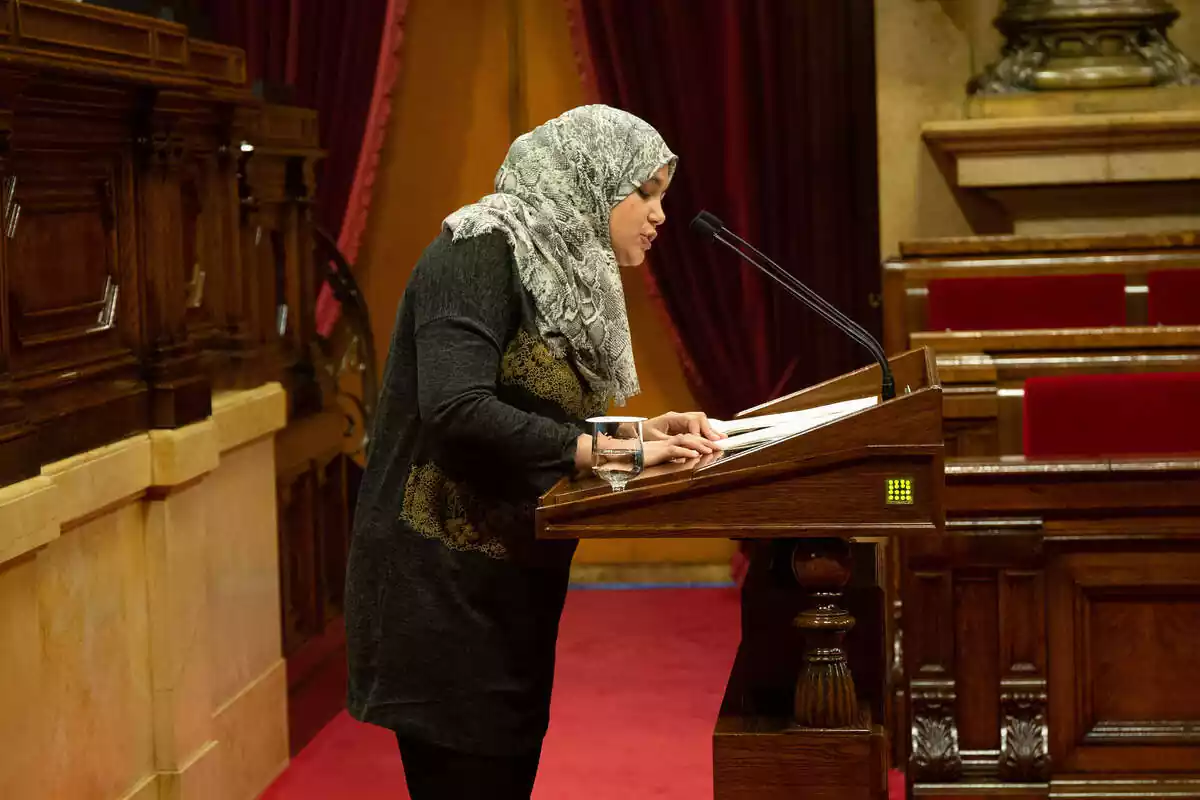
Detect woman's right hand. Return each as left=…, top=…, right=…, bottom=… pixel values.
left=643, top=433, right=717, bottom=467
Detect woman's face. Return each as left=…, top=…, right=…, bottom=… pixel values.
left=609, top=164, right=671, bottom=267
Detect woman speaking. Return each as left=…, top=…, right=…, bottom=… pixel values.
left=345, top=105, right=722, bottom=798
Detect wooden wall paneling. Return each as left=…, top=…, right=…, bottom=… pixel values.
left=0, top=95, right=38, bottom=486
left=179, top=99, right=228, bottom=383
left=953, top=569, right=1000, bottom=769
left=275, top=412, right=347, bottom=658
left=274, top=408, right=352, bottom=754
left=132, top=88, right=211, bottom=428
left=911, top=460, right=1200, bottom=799
left=180, top=96, right=263, bottom=392
left=0, top=2, right=259, bottom=482
left=6, top=74, right=148, bottom=466
left=906, top=517, right=1051, bottom=794
left=277, top=462, right=320, bottom=656
left=1047, top=540, right=1200, bottom=776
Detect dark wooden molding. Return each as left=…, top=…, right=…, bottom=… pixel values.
left=905, top=460, right=1200, bottom=798
left=0, top=2, right=333, bottom=481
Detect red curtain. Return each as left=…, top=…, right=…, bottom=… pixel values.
left=203, top=0, right=391, bottom=235
left=570, top=0, right=882, bottom=417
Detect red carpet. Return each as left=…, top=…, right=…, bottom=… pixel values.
left=262, top=587, right=905, bottom=799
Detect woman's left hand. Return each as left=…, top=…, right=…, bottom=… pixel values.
left=642, top=411, right=725, bottom=442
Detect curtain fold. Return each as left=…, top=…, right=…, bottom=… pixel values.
left=337, top=0, right=410, bottom=265
left=569, top=0, right=883, bottom=418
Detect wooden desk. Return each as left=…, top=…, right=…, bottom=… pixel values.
left=917, top=326, right=1200, bottom=456
left=882, top=231, right=1200, bottom=458
left=902, top=456, right=1200, bottom=799
left=883, top=230, right=1200, bottom=355
left=0, top=0, right=325, bottom=485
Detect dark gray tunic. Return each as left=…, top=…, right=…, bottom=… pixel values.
left=345, top=230, right=605, bottom=755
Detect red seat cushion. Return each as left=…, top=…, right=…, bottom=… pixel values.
left=1147, top=270, right=1200, bottom=325
left=927, top=274, right=1127, bottom=331
left=1023, top=372, right=1200, bottom=458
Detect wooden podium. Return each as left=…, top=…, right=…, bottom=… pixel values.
left=537, top=348, right=944, bottom=799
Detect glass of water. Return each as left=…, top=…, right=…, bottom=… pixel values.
left=588, top=416, right=645, bottom=492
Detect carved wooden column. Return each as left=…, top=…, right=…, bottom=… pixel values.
left=241, top=106, right=325, bottom=416
left=134, top=89, right=211, bottom=428
left=179, top=104, right=226, bottom=382
left=207, top=108, right=261, bottom=389
left=792, top=538, right=861, bottom=727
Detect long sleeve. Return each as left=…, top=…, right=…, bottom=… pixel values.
left=410, top=232, right=581, bottom=494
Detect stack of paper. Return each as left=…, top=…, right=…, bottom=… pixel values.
left=708, top=395, right=878, bottom=452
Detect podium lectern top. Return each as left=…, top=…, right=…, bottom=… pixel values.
left=537, top=347, right=944, bottom=541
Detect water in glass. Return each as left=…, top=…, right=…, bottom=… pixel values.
left=588, top=416, right=645, bottom=492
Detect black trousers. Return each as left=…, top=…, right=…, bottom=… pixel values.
left=396, top=734, right=541, bottom=799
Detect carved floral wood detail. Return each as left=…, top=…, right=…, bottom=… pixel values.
left=910, top=678, right=963, bottom=781
left=1000, top=678, right=1050, bottom=781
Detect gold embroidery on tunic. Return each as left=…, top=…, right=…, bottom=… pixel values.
left=401, top=463, right=508, bottom=559
left=499, top=328, right=604, bottom=418
left=401, top=328, right=605, bottom=559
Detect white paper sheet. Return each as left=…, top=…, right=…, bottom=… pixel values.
left=709, top=395, right=878, bottom=452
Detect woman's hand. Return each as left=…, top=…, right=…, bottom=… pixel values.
left=642, top=411, right=725, bottom=443
left=575, top=431, right=714, bottom=476
left=643, top=433, right=718, bottom=467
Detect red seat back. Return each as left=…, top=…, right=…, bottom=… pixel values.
left=927, top=274, right=1127, bottom=331
left=1023, top=372, right=1200, bottom=458
left=1147, top=270, right=1200, bottom=325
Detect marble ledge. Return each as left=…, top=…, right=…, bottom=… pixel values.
left=922, top=109, right=1200, bottom=189
left=0, top=476, right=59, bottom=567
left=212, top=382, right=287, bottom=456
left=42, top=435, right=153, bottom=529
left=0, top=383, right=289, bottom=564
left=149, top=420, right=220, bottom=490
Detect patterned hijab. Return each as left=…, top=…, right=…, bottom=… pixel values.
left=444, top=105, right=677, bottom=406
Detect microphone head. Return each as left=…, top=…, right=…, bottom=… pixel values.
left=690, top=210, right=725, bottom=240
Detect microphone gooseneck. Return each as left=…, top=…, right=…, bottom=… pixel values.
left=690, top=210, right=896, bottom=402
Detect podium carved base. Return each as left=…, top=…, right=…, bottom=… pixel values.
left=793, top=538, right=860, bottom=729
left=713, top=538, right=890, bottom=799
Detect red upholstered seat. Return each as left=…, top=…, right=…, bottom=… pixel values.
left=1148, top=270, right=1200, bottom=325
left=927, top=274, right=1127, bottom=331
left=1023, top=372, right=1200, bottom=458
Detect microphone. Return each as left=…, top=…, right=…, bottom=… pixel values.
left=690, top=210, right=896, bottom=401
